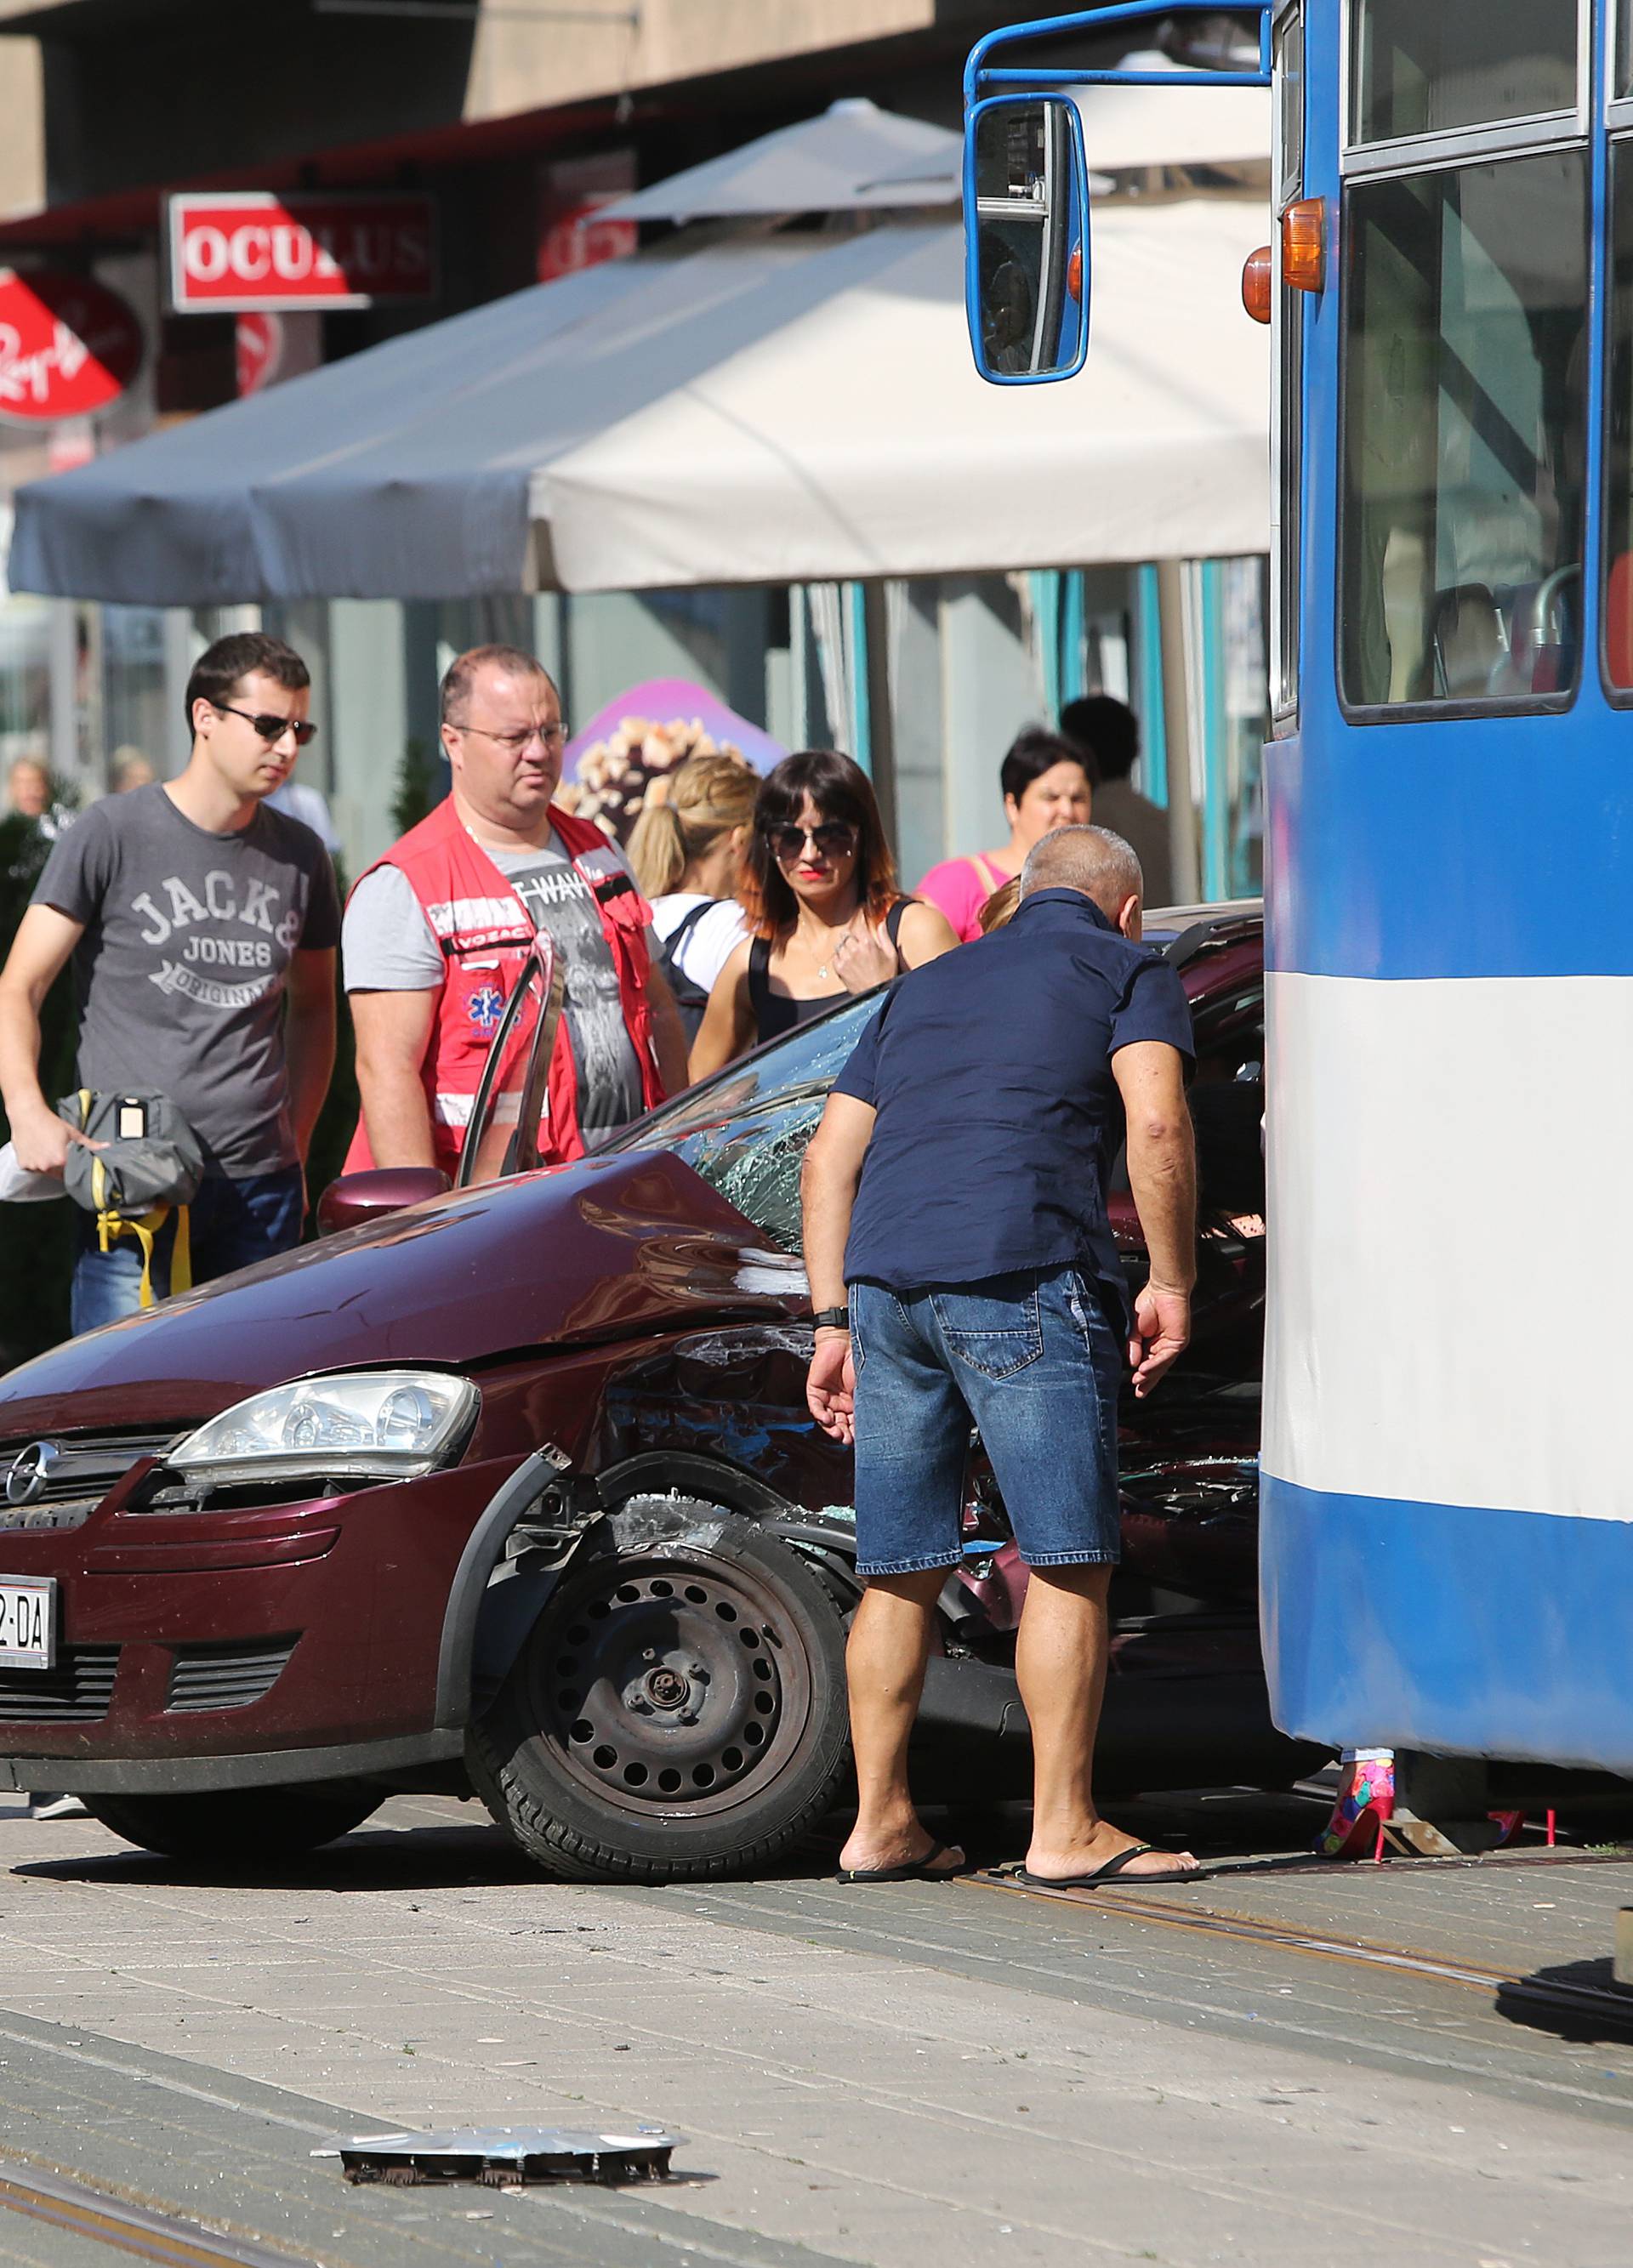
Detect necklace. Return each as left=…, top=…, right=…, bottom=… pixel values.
left=799, top=917, right=854, bottom=983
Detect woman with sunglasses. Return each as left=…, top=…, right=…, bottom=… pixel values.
left=689, top=750, right=957, bottom=1079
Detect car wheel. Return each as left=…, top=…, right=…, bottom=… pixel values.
left=83, top=1788, right=382, bottom=1862
left=468, top=1495, right=850, bottom=1884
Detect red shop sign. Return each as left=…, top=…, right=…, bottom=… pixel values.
left=167, top=191, right=438, bottom=313
left=0, top=269, right=144, bottom=425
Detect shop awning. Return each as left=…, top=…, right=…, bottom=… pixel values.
left=7, top=203, right=1269, bottom=605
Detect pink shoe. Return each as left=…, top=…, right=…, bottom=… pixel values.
left=1314, top=1755, right=1395, bottom=1861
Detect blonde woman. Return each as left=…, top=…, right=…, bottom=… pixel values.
left=627, top=752, right=759, bottom=1041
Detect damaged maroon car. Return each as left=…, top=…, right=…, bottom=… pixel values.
left=0, top=903, right=1298, bottom=1881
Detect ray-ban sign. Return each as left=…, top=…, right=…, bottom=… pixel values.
left=167, top=192, right=438, bottom=313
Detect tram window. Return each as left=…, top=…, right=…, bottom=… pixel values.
left=1602, top=141, right=1633, bottom=689
left=1340, top=152, right=1588, bottom=713
left=1273, top=8, right=1306, bottom=719
left=1277, top=9, right=1305, bottom=209
left=1351, top=0, right=1579, bottom=147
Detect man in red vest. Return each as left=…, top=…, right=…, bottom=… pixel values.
left=341, top=644, right=689, bottom=1179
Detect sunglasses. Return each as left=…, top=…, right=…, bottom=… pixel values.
left=214, top=701, right=319, bottom=748
left=765, top=820, right=858, bottom=861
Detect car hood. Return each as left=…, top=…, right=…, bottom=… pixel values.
left=0, top=1150, right=809, bottom=1436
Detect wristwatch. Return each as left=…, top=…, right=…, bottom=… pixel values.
left=811, top=1306, right=851, bottom=1331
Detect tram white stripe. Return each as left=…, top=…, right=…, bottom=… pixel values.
left=1262, top=969, right=1633, bottom=1523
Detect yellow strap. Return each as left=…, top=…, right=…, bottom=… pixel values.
left=96, top=1202, right=185, bottom=1309
left=168, top=1204, right=191, bottom=1296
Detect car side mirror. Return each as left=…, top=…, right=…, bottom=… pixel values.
left=966, top=94, right=1089, bottom=384
left=317, top=1167, right=452, bottom=1236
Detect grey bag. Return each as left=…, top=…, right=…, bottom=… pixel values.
left=57, top=1090, right=206, bottom=1307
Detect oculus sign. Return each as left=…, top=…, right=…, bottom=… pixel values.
left=167, top=192, right=439, bottom=314
left=0, top=269, right=144, bottom=426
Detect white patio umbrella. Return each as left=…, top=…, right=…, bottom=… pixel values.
left=533, top=205, right=1271, bottom=589
left=599, top=97, right=962, bottom=222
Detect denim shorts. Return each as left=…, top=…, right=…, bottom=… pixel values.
left=850, top=1264, right=1123, bottom=1577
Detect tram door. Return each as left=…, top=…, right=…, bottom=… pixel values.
left=967, top=1, right=1633, bottom=1776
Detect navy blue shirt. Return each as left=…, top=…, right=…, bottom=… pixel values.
left=833, top=887, right=1194, bottom=1318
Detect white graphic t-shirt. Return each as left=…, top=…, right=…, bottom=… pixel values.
left=343, top=828, right=645, bottom=1137
left=33, top=784, right=339, bottom=1178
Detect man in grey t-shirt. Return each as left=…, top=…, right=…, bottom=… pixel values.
left=0, top=633, right=339, bottom=1333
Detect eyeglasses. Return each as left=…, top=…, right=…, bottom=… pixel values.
left=765, top=821, right=858, bottom=861
left=213, top=701, right=318, bottom=748
left=456, top=720, right=568, bottom=755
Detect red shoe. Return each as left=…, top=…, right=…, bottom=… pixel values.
left=1313, top=1756, right=1395, bottom=1861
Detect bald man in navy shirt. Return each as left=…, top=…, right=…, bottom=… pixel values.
left=802, top=825, right=1201, bottom=1888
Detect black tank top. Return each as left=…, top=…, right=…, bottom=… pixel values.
left=748, top=898, right=913, bottom=1044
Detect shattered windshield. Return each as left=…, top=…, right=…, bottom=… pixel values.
left=601, top=992, right=884, bottom=1251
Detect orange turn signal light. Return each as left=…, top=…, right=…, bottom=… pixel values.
left=1282, top=196, right=1326, bottom=293
left=1241, top=244, right=1272, bottom=325
left=1067, top=243, right=1083, bottom=303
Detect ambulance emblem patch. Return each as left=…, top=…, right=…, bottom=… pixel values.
left=467, top=981, right=506, bottom=1034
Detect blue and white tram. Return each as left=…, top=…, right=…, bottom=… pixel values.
left=968, top=1, right=1633, bottom=1774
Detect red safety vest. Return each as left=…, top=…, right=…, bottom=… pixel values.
left=343, top=797, right=666, bottom=1178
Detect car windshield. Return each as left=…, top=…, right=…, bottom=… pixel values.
left=598, top=992, right=884, bottom=1251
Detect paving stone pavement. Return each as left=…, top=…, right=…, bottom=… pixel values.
left=0, top=1794, right=1630, bottom=2268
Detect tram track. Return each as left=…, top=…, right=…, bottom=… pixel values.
left=0, top=2163, right=316, bottom=2268
left=970, top=1868, right=1526, bottom=1993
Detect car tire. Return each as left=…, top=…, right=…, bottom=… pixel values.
left=468, top=1495, right=850, bottom=1884
left=83, top=1788, right=382, bottom=1862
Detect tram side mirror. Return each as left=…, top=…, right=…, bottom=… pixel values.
left=966, top=95, right=1090, bottom=385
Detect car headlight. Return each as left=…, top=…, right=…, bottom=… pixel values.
left=170, top=1371, right=479, bottom=1487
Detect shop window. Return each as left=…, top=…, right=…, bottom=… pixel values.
left=1340, top=151, right=1588, bottom=712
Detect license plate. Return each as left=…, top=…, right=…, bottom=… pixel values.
left=0, top=1577, right=55, bottom=1670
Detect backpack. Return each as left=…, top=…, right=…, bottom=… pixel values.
left=655, top=901, right=717, bottom=1042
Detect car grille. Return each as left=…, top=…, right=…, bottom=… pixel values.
left=0, top=1646, right=120, bottom=1723
left=0, top=1499, right=99, bottom=1535
left=0, top=1430, right=180, bottom=1531
left=166, top=1639, right=297, bottom=1714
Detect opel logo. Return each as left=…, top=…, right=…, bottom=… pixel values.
left=5, top=1442, right=60, bottom=1507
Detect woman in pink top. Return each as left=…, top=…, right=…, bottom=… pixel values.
left=917, top=728, right=1095, bottom=941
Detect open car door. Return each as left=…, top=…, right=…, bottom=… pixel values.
left=457, top=932, right=567, bottom=1189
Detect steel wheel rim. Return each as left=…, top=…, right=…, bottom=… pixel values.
left=525, top=1546, right=816, bottom=1820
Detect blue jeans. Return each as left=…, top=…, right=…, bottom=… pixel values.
left=71, top=1166, right=305, bottom=1335
left=850, top=1265, right=1124, bottom=1577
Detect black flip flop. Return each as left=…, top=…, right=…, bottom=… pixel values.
left=839, top=1838, right=966, bottom=1884
left=1013, top=1844, right=1199, bottom=1889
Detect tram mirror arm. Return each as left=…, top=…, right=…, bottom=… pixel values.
left=963, top=3, right=1273, bottom=386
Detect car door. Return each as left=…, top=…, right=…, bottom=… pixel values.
left=457, top=933, right=565, bottom=1189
